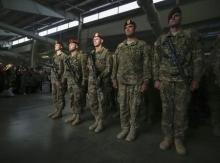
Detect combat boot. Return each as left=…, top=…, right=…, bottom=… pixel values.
left=174, top=139, right=186, bottom=155
left=159, top=137, right=173, bottom=150
left=89, top=117, right=99, bottom=131
left=48, top=109, right=57, bottom=118
left=213, top=126, right=220, bottom=137
left=65, top=114, right=76, bottom=123
left=125, top=126, right=137, bottom=142
left=116, top=127, right=129, bottom=140
left=94, top=119, right=104, bottom=133
left=71, top=114, right=80, bottom=126
left=51, top=110, right=62, bottom=119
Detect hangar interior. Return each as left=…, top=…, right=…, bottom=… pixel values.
left=0, top=0, right=220, bottom=162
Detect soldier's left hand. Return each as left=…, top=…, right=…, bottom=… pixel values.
left=112, top=79, right=118, bottom=89
left=81, top=80, right=86, bottom=87
left=190, top=80, right=199, bottom=91
left=140, top=81, right=148, bottom=93
left=97, top=76, right=102, bottom=87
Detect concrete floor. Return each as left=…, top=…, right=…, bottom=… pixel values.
left=0, top=94, right=219, bottom=163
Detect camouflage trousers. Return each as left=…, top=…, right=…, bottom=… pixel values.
left=160, top=81, right=191, bottom=140
left=207, top=87, right=220, bottom=127
left=67, top=79, right=82, bottom=114
left=88, top=77, right=112, bottom=120
left=118, top=83, right=142, bottom=129
left=51, top=81, right=65, bottom=112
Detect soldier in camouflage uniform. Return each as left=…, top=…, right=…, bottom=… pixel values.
left=205, top=37, right=220, bottom=136
left=153, top=7, right=203, bottom=155
left=112, top=19, right=151, bottom=142
left=4, top=64, right=16, bottom=96
left=63, top=38, right=88, bottom=126
left=48, top=40, right=66, bottom=119
left=87, top=32, right=113, bottom=133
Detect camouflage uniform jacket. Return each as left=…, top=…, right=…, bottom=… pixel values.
left=88, top=47, right=112, bottom=80
left=210, top=38, right=220, bottom=87
left=112, top=39, right=151, bottom=85
left=63, top=50, right=88, bottom=85
left=153, top=29, right=203, bottom=82
left=51, top=51, right=66, bottom=82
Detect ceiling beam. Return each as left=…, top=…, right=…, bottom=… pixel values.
left=137, top=0, right=163, bottom=37
left=0, top=29, right=19, bottom=36
left=0, top=21, right=55, bottom=44
left=0, top=0, right=64, bottom=18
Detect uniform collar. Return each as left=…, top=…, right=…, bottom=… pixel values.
left=94, top=46, right=105, bottom=54
left=123, top=38, right=139, bottom=46
left=56, top=50, right=63, bottom=56
left=70, top=50, right=79, bottom=57
left=167, top=29, right=185, bottom=38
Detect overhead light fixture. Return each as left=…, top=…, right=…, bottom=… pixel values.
left=41, top=56, right=50, bottom=59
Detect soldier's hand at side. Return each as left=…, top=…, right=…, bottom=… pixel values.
left=140, top=81, right=148, bottom=93
left=112, top=79, right=118, bottom=89
left=154, top=80, right=161, bottom=90
left=56, top=80, right=61, bottom=86
left=97, top=76, right=102, bottom=87
left=81, top=80, right=88, bottom=91
left=81, top=80, right=86, bottom=87
left=61, top=78, right=67, bottom=85
left=190, top=80, right=199, bottom=91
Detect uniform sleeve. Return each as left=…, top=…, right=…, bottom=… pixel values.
left=211, top=39, right=220, bottom=86
left=62, top=55, right=68, bottom=80
left=100, top=51, right=113, bottom=79
left=81, top=53, right=88, bottom=82
left=111, top=47, right=119, bottom=80
left=143, top=43, right=152, bottom=82
left=153, top=39, right=161, bottom=81
left=58, top=54, right=65, bottom=80
left=191, top=31, right=203, bottom=82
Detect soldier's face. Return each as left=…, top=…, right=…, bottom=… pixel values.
left=54, top=44, right=62, bottom=51
left=69, top=42, right=77, bottom=52
left=168, top=13, right=182, bottom=27
left=93, top=37, right=103, bottom=47
left=124, top=24, right=136, bottom=37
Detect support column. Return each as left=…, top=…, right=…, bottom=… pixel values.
left=31, top=40, right=37, bottom=68
left=77, top=14, right=83, bottom=45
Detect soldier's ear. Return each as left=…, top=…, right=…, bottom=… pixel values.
left=101, top=39, right=104, bottom=44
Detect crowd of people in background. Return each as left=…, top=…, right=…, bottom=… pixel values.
left=0, top=63, right=50, bottom=97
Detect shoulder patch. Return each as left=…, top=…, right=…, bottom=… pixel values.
left=137, top=39, right=147, bottom=46
left=117, top=42, right=125, bottom=48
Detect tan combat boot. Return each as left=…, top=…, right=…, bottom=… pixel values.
left=71, top=114, right=80, bottom=126
left=174, top=139, right=186, bottom=155
left=89, top=117, right=99, bottom=131
left=65, top=114, right=76, bottom=123
left=125, top=126, right=137, bottom=142
left=159, top=137, right=173, bottom=150
left=116, top=127, right=129, bottom=140
left=94, top=119, right=104, bottom=133
left=48, top=109, right=57, bottom=118
left=51, top=110, right=62, bottom=119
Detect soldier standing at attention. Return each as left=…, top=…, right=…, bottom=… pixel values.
left=87, top=32, right=113, bottom=133
left=63, top=38, right=88, bottom=126
left=153, top=7, right=203, bottom=155
left=112, top=19, right=151, bottom=142
left=205, top=36, right=220, bottom=136
left=48, top=40, right=66, bottom=119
